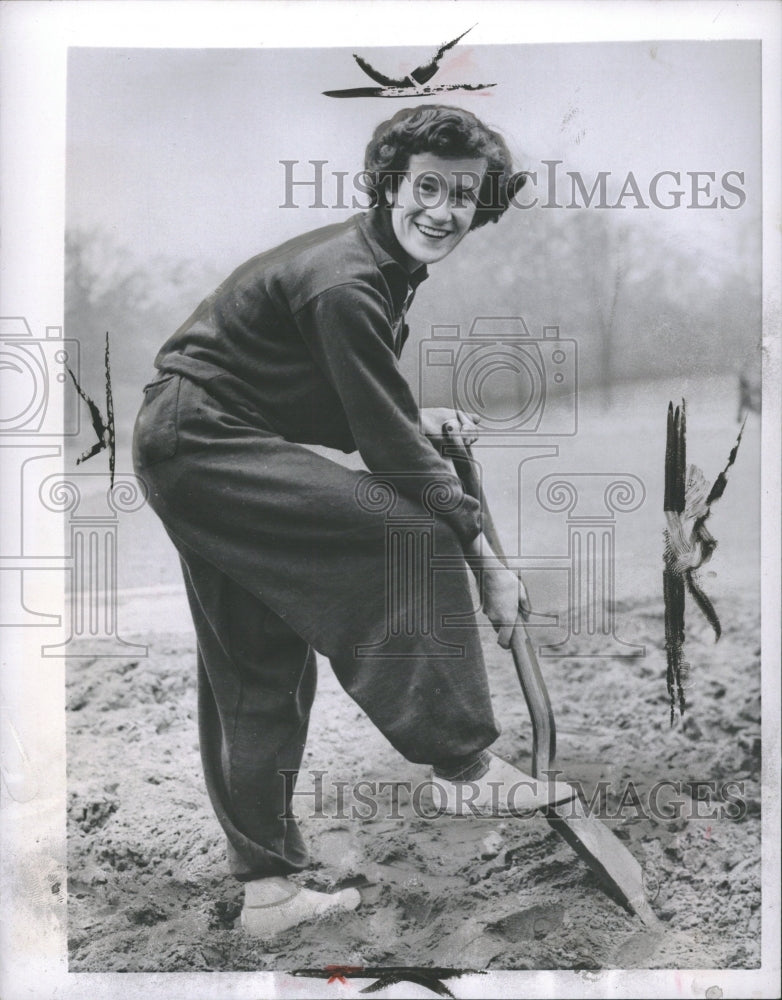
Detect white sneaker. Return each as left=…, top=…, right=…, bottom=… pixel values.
left=431, top=753, right=576, bottom=816
left=240, top=876, right=361, bottom=937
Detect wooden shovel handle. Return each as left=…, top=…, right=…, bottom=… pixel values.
left=508, top=625, right=557, bottom=777
left=444, top=434, right=557, bottom=777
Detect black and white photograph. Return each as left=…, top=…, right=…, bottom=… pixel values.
left=1, top=3, right=780, bottom=998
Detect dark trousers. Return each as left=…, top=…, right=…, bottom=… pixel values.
left=132, top=373, right=499, bottom=878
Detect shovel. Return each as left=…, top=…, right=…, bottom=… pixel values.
left=445, top=435, right=660, bottom=927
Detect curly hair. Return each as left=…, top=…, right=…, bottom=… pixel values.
left=363, top=105, right=525, bottom=230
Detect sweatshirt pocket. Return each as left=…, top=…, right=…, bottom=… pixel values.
left=132, top=374, right=181, bottom=467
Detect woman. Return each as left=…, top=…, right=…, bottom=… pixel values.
left=133, top=105, right=573, bottom=937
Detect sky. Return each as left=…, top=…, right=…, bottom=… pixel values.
left=66, top=40, right=761, bottom=273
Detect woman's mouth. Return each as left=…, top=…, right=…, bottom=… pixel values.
left=414, top=222, right=452, bottom=240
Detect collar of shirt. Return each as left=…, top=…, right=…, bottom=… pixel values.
left=358, top=207, right=429, bottom=296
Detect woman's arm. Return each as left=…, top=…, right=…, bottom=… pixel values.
left=294, top=280, right=483, bottom=545
left=296, top=280, right=531, bottom=647
left=425, top=411, right=532, bottom=647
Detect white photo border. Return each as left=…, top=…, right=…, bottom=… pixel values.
left=1, top=2, right=779, bottom=998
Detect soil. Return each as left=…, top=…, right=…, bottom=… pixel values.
left=65, top=379, right=762, bottom=978
left=65, top=571, right=762, bottom=979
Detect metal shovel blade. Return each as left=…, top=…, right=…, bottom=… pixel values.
left=544, top=796, right=660, bottom=927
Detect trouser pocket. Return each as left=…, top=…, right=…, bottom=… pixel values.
left=132, top=374, right=181, bottom=467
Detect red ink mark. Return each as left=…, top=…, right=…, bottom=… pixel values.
left=325, top=965, right=364, bottom=984
left=705, top=825, right=712, bottom=840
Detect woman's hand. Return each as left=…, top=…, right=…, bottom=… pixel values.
left=419, top=407, right=480, bottom=446
left=481, top=562, right=531, bottom=649
left=463, top=533, right=531, bottom=647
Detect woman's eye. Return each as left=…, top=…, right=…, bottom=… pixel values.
left=418, top=178, right=440, bottom=196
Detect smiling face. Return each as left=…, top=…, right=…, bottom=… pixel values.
left=390, top=152, right=487, bottom=267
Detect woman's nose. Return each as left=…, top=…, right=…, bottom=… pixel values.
left=426, top=198, right=453, bottom=223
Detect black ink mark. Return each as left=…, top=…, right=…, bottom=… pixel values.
left=67, top=331, right=115, bottom=488
left=292, top=966, right=481, bottom=997
left=663, top=401, right=687, bottom=721
left=324, top=25, right=496, bottom=98
left=354, top=24, right=475, bottom=87
left=706, top=419, right=746, bottom=506
left=359, top=970, right=457, bottom=997
left=663, top=400, right=746, bottom=723
left=323, top=82, right=497, bottom=99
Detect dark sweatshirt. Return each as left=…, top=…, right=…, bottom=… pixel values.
left=154, top=206, right=481, bottom=544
